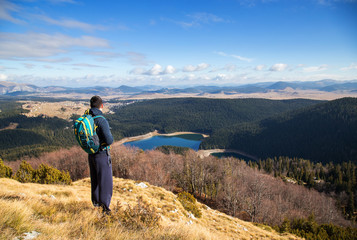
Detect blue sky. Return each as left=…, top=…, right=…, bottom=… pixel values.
left=0, top=0, right=356, bottom=87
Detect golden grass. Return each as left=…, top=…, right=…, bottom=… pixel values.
left=0, top=177, right=301, bottom=240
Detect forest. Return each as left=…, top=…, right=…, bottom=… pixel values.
left=108, top=97, right=356, bottom=164
left=0, top=99, right=76, bottom=160
left=1, top=97, right=356, bottom=165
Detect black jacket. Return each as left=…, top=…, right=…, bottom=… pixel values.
left=89, top=108, right=114, bottom=148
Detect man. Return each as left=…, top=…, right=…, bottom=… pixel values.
left=88, top=95, right=114, bottom=213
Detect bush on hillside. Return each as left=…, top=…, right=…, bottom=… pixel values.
left=15, top=161, right=34, bottom=183
left=0, top=158, right=12, bottom=178
left=14, top=161, right=71, bottom=185
left=275, top=214, right=357, bottom=240
left=33, top=164, right=72, bottom=185
left=105, top=197, right=160, bottom=230
left=177, top=191, right=202, bottom=218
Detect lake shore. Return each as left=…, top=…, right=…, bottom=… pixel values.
left=113, top=132, right=257, bottom=161
left=113, top=130, right=209, bottom=147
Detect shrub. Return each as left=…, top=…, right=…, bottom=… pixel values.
left=0, top=158, right=12, bottom=178
left=33, top=164, right=71, bottom=185
left=104, top=197, right=160, bottom=230
left=177, top=191, right=202, bottom=218
left=276, top=215, right=357, bottom=240
left=15, top=161, right=34, bottom=183
left=14, top=161, right=71, bottom=185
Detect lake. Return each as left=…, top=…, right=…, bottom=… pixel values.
left=123, top=134, right=203, bottom=151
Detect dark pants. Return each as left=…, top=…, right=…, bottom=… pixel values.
left=88, top=150, right=113, bottom=211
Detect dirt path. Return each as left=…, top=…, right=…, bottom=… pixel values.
left=0, top=122, right=19, bottom=131
left=197, top=148, right=258, bottom=161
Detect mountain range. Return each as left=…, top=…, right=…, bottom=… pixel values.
left=1, top=79, right=356, bottom=98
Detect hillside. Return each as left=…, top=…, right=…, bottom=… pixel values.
left=0, top=177, right=299, bottom=240
left=220, top=97, right=357, bottom=163
left=108, top=98, right=320, bottom=138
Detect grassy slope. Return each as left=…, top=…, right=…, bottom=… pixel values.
left=0, top=178, right=300, bottom=240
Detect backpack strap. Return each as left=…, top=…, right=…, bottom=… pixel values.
left=93, top=115, right=105, bottom=120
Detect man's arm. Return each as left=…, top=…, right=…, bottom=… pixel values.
left=99, top=118, right=114, bottom=146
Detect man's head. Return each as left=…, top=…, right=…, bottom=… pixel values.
left=90, top=95, right=103, bottom=109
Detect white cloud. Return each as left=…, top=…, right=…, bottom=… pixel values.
left=0, top=73, right=8, bottom=80
left=126, top=52, right=149, bottom=66
left=340, top=63, right=357, bottom=71
left=36, top=15, right=107, bottom=32
left=0, top=0, right=25, bottom=24
left=146, top=64, right=163, bottom=75
left=34, top=57, right=72, bottom=63
left=215, top=51, right=253, bottom=62
left=303, top=64, right=328, bottom=72
left=269, top=63, right=288, bottom=71
left=183, top=63, right=210, bottom=72
left=130, top=64, right=176, bottom=75
left=164, top=65, right=176, bottom=74
left=72, top=63, right=106, bottom=68
left=225, top=64, right=237, bottom=72
left=24, top=63, right=35, bottom=69
left=0, top=32, right=110, bottom=59
left=163, top=12, right=228, bottom=29
left=316, top=0, right=357, bottom=6
left=48, top=0, right=78, bottom=4
left=255, top=64, right=266, bottom=71
left=188, top=12, right=225, bottom=23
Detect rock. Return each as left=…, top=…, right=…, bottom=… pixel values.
left=188, top=213, right=196, bottom=219
left=170, top=209, right=178, bottom=213
left=136, top=182, right=148, bottom=188
left=14, top=231, right=41, bottom=240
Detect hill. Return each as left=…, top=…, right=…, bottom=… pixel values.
left=1, top=79, right=356, bottom=100
left=220, top=97, right=357, bottom=163
left=108, top=98, right=320, bottom=138
left=0, top=177, right=299, bottom=240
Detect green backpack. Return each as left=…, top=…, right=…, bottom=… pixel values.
left=74, top=110, right=104, bottom=154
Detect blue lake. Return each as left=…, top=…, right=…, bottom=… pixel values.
left=123, top=134, right=203, bottom=151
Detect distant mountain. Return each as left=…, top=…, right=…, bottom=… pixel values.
left=0, top=81, right=43, bottom=95
left=0, top=79, right=356, bottom=98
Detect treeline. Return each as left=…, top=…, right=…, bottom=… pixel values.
left=8, top=145, right=352, bottom=229
left=253, top=156, right=357, bottom=221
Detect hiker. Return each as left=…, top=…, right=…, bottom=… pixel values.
left=87, top=95, right=114, bottom=213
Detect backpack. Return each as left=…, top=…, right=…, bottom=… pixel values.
left=74, top=110, right=105, bottom=154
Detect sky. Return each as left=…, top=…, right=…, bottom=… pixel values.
left=0, top=0, right=356, bottom=87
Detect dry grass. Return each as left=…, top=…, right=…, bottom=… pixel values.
left=20, top=101, right=115, bottom=120
left=0, top=177, right=301, bottom=240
